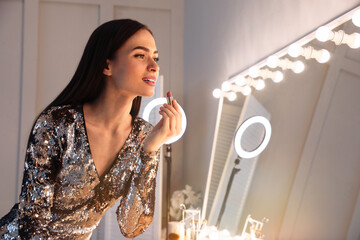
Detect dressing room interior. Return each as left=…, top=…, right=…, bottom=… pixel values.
left=1, top=0, right=360, bottom=239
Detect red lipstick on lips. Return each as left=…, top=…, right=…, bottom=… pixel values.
left=167, top=91, right=173, bottom=106
left=142, top=76, right=157, bottom=86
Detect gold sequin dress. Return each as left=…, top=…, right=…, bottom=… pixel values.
left=0, top=105, right=160, bottom=240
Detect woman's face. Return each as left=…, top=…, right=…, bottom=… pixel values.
left=105, top=29, right=159, bottom=98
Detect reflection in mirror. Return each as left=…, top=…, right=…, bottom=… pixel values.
left=205, top=95, right=271, bottom=234
left=203, top=6, right=360, bottom=240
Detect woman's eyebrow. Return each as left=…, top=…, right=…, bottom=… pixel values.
left=131, top=46, right=158, bottom=54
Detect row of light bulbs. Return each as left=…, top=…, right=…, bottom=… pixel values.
left=213, top=7, right=360, bottom=101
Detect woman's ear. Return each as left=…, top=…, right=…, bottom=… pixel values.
left=103, top=59, right=112, bottom=76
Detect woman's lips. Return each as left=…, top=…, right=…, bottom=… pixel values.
left=142, top=76, right=157, bottom=86
left=143, top=78, right=156, bottom=86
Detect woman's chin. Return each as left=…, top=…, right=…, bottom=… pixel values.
left=141, top=90, right=155, bottom=98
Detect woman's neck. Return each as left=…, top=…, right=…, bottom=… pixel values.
left=83, top=87, right=135, bottom=134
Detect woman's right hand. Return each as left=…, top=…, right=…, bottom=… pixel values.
left=142, top=99, right=182, bottom=152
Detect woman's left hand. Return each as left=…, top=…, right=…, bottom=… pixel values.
left=143, top=99, right=182, bottom=152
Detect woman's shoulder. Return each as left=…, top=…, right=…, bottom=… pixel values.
left=134, top=116, right=154, bottom=133
left=36, top=104, right=83, bottom=126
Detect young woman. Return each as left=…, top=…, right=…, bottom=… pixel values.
left=0, top=19, right=182, bottom=239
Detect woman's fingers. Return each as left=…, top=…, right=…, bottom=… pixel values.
left=158, top=110, right=169, bottom=131
left=159, top=101, right=182, bottom=138
left=169, top=100, right=182, bottom=135
left=160, top=105, right=176, bottom=132
left=143, top=100, right=183, bottom=151
left=172, top=100, right=182, bottom=135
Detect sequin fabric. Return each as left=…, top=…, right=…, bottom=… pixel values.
left=0, top=105, right=160, bottom=240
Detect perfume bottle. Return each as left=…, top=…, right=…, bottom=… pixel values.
left=181, top=206, right=201, bottom=240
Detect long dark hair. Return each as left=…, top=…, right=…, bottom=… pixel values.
left=46, top=19, right=152, bottom=120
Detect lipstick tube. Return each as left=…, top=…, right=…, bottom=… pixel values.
left=167, top=91, right=173, bottom=106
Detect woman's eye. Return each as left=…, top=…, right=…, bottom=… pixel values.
left=134, top=54, right=145, bottom=59
left=134, top=54, right=159, bottom=63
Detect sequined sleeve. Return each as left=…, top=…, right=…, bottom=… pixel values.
left=18, top=111, right=60, bottom=238
left=116, top=124, right=160, bottom=238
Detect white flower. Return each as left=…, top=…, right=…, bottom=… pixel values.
left=169, top=205, right=182, bottom=220
left=182, top=185, right=193, bottom=195
left=169, top=185, right=202, bottom=221
left=170, top=190, right=185, bottom=209
left=182, top=184, right=201, bottom=208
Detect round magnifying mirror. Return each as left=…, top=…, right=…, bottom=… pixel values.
left=142, top=97, right=187, bottom=144
left=234, top=115, right=272, bottom=159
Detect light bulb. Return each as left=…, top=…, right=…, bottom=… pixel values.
left=221, top=81, right=231, bottom=91
left=273, top=71, right=284, bottom=83
left=316, top=26, right=332, bottom=42
left=255, top=79, right=265, bottom=90
left=249, top=66, right=259, bottom=78
left=234, top=75, right=246, bottom=86
left=294, top=60, right=305, bottom=73
left=288, top=44, right=302, bottom=57
left=227, top=92, right=237, bottom=101
left=352, top=9, right=360, bottom=27
left=315, top=29, right=360, bottom=49
left=212, top=88, right=221, bottom=98
left=220, top=229, right=231, bottom=237
left=209, top=234, right=219, bottom=240
left=350, top=32, right=360, bottom=48
left=209, top=226, right=217, bottom=232
left=317, top=49, right=330, bottom=63
left=267, top=56, right=279, bottom=68
left=242, top=85, right=252, bottom=96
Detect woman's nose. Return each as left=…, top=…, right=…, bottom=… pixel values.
left=148, top=60, right=159, bottom=72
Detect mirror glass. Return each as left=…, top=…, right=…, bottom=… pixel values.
left=203, top=9, right=360, bottom=240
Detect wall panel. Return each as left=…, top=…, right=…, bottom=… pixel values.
left=37, top=1, right=99, bottom=113
left=0, top=0, right=23, bottom=216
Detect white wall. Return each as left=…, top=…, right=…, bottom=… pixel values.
left=183, top=0, right=360, bottom=238
left=0, top=0, right=23, bottom=214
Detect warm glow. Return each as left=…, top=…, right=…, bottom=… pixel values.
left=213, top=88, right=221, bottom=98
left=267, top=56, right=279, bottom=68
left=317, top=49, right=331, bottom=63
left=294, top=61, right=305, bottom=73
left=352, top=9, right=360, bottom=27
left=350, top=33, right=360, bottom=48
left=227, top=92, right=237, bottom=101
left=199, top=225, right=246, bottom=240
left=288, top=44, right=302, bottom=57
left=242, top=85, right=252, bottom=96
left=273, top=71, right=284, bottom=83
left=249, top=66, right=259, bottom=78
left=221, top=81, right=231, bottom=91
left=254, top=79, right=265, bottom=90
left=234, top=75, right=246, bottom=86
left=316, top=26, right=333, bottom=42
left=214, top=8, right=360, bottom=111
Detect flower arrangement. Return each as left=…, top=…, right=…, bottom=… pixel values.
left=169, top=184, right=202, bottom=221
